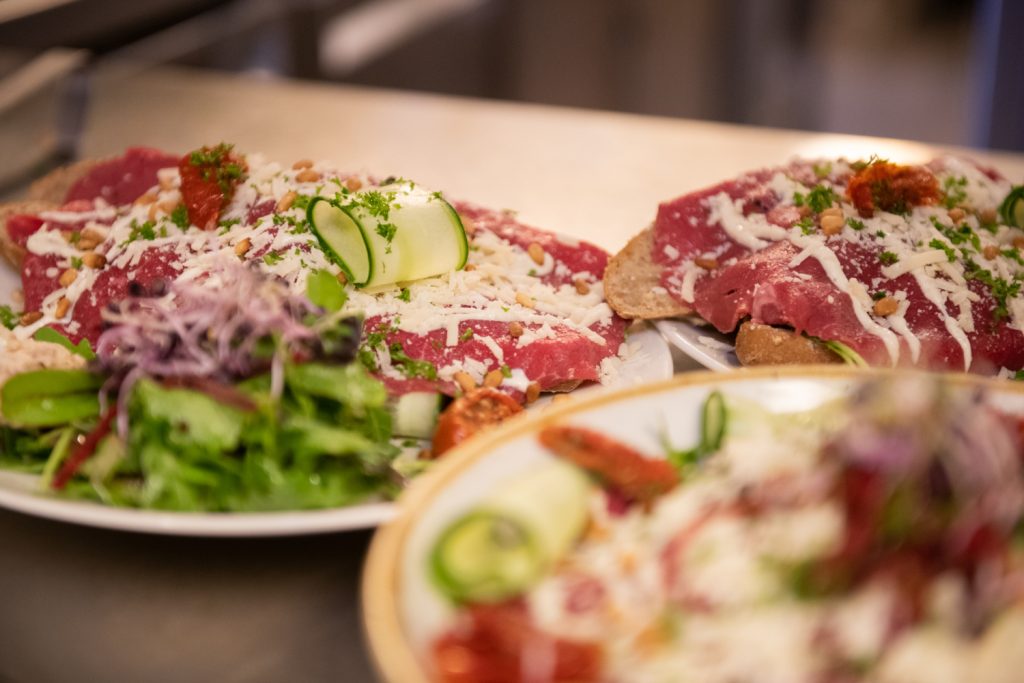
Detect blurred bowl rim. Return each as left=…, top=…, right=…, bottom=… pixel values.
left=361, top=365, right=1024, bottom=683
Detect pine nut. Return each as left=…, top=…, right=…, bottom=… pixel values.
left=463, top=263, right=476, bottom=272
left=292, top=159, right=313, bottom=170
left=820, top=214, right=845, bottom=235
left=81, top=252, right=106, bottom=269
left=453, top=371, right=476, bottom=393
left=77, top=228, right=104, bottom=251
left=948, top=207, right=965, bottom=223
left=276, top=191, right=297, bottom=212
left=295, top=169, right=321, bottom=183
left=19, top=311, right=42, bottom=326
left=508, top=321, right=524, bottom=337
left=1014, top=236, right=1024, bottom=250
left=345, top=177, right=362, bottom=192
left=820, top=206, right=843, bottom=218
left=979, top=208, right=998, bottom=224
left=55, top=297, right=71, bottom=319
left=515, top=291, right=534, bottom=308
left=484, top=369, right=504, bottom=388
left=527, top=243, right=545, bottom=266
left=873, top=296, right=899, bottom=317
left=983, top=245, right=1000, bottom=260
left=525, top=382, right=541, bottom=404
left=147, top=203, right=159, bottom=221
left=234, top=238, right=251, bottom=257
left=695, top=257, right=719, bottom=270
left=573, top=278, right=591, bottom=295
left=336, top=271, right=347, bottom=284
left=59, top=268, right=78, bottom=287
left=134, top=192, right=157, bottom=206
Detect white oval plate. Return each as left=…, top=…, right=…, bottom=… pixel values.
left=362, top=367, right=1024, bottom=682
left=654, top=317, right=738, bottom=371
left=0, top=324, right=671, bottom=536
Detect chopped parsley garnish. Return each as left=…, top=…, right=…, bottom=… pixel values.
left=942, top=175, right=968, bottom=209
left=796, top=217, right=815, bottom=235
left=70, top=256, right=83, bottom=269
left=0, top=305, right=19, bottom=330
left=813, top=162, right=832, bottom=179
left=795, top=185, right=838, bottom=213
left=871, top=291, right=888, bottom=301
left=375, top=222, right=398, bottom=244
left=170, top=204, right=190, bottom=230
left=263, top=252, right=284, bottom=266
left=805, top=185, right=838, bottom=213
left=68, top=230, right=81, bottom=245
left=846, top=218, right=865, bottom=231
left=879, top=251, right=899, bottom=265
left=1015, top=370, right=1024, bottom=381
left=928, top=238, right=957, bottom=262
left=388, top=342, right=437, bottom=380
left=397, top=287, right=411, bottom=302
left=500, top=364, right=512, bottom=378
left=459, top=327, right=474, bottom=342
left=963, top=257, right=1021, bottom=322
left=292, top=194, right=313, bottom=211
left=527, top=268, right=538, bottom=277
left=218, top=218, right=241, bottom=229
left=875, top=230, right=887, bottom=238
left=189, top=142, right=245, bottom=194
left=123, top=219, right=157, bottom=244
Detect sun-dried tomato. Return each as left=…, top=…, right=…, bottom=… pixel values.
left=179, top=143, right=247, bottom=230
left=846, top=161, right=940, bottom=217
left=538, top=425, right=679, bottom=503
left=432, top=601, right=602, bottom=683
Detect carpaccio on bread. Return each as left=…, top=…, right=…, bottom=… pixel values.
left=2, top=146, right=627, bottom=400
left=608, top=156, right=1024, bottom=374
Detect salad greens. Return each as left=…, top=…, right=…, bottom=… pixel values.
left=0, top=266, right=405, bottom=513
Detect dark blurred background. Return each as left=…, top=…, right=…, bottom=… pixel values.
left=0, top=0, right=1021, bottom=186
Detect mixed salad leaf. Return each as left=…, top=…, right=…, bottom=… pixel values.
left=0, top=262, right=404, bottom=512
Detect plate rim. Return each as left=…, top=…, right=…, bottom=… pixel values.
left=654, top=318, right=737, bottom=372
left=361, top=365, right=1024, bottom=683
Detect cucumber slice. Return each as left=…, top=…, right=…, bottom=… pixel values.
left=392, top=391, right=443, bottom=439
left=699, top=390, right=727, bottom=454
left=308, top=182, right=468, bottom=288
left=430, top=459, right=592, bottom=603
left=999, top=186, right=1024, bottom=228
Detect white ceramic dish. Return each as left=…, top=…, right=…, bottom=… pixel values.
left=0, top=323, right=671, bottom=536
left=361, top=367, right=1024, bottom=682
left=654, top=317, right=738, bottom=371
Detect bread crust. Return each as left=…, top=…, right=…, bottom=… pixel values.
left=734, top=320, right=841, bottom=366
left=603, top=227, right=690, bottom=320
left=0, top=160, right=101, bottom=270
left=0, top=200, right=58, bottom=269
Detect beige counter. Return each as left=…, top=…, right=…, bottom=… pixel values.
left=85, top=65, right=1024, bottom=253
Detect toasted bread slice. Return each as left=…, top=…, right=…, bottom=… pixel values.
left=26, top=159, right=99, bottom=204
left=603, top=227, right=690, bottom=319
left=735, top=321, right=841, bottom=366
left=0, top=200, right=57, bottom=269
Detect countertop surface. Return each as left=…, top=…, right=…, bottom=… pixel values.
left=3, top=64, right=1024, bottom=683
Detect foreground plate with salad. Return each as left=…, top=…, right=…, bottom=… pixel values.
left=0, top=144, right=670, bottom=535
left=364, top=367, right=1024, bottom=683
